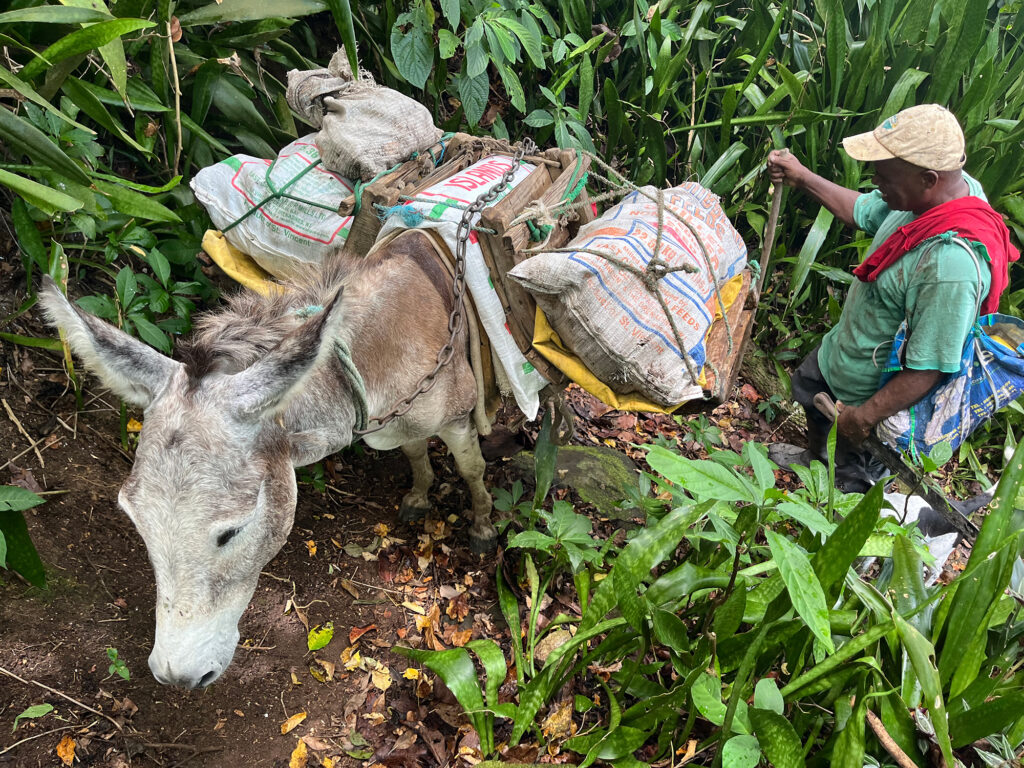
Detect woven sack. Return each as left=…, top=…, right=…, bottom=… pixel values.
left=287, top=48, right=441, bottom=181
left=508, top=184, right=747, bottom=407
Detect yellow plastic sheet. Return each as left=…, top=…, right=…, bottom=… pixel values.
left=201, top=230, right=284, bottom=297
left=531, top=273, right=745, bottom=414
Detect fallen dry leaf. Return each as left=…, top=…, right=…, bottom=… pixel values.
left=374, top=522, right=390, bottom=537
left=56, top=735, right=75, bottom=766
left=339, top=579, right=360, bottom=599
left=402, top=601, right=426, bottom=615
left=281, top=711, right=308, bottom=735
left=402, top=667, right=420, bottom=680
left=371, top=666, right=392, bottom=692
left=301, top=735, right=333, bottom=752
left=289, top=739, right=309, bottom=768
left=168, top=15, right=181, bottom=41
left=322, top=758, right=335, bottom=768
left=349, top=624, right=376, bottom=644
left=306, top=540, right=317, bottom=557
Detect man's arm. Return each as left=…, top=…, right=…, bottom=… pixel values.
left=836, top=368, right=943, bottom=445
left=767, top=150, right=860, bottom=227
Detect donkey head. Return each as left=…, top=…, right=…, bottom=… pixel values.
left=39, top=279, right=344, bottom=688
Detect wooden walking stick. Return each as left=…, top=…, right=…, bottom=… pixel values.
left=756, top=149, right=787, bottom=298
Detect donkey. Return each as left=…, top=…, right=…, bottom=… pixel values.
left=40, top=230, right=495, bottom=689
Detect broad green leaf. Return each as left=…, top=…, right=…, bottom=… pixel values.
left=0, top=106, right=91, bottom=186
left=645, top=446, right=754, bottom=502
left=894, top=613, right=953, bottom=767
left=494, top=17, right=543, bottom=68
left=457, top=71, right=489, bottom=127
left=440, top=0, right=459, bottom=27
left=880, top=68, right=930, bottom=120
left=60, top=76, right=149, bottom=154
left=949, top=691, right=1024, bottom=748
left=324, top=0, right=359, bottom=78
left=391, top=8, right=434, bottom=89
left=691, top=672, right=726, bottom=725
left=506, top=531, right=556, bottom=550
left=146, top=249, right=171, bottom=287
left=650, top=607, right=689, bottom=652
left=57, top=0, right=131, bottom=99
left=0, top=486, right=45, bottom=513
left=306, top=622, right=334, bottom=651
left=0, top=510, right=45, bottom=587
left=766, top=530, right=834, bottom=653
left=12, top=703, right=53, bottom=732
left=812, top=482, right=883, bottom=595
left=743, top=441, right=777, bottom=496
left=0, top=170, right=84, bottom=215
left=11, top=198, right=47, bottom=274
left=396, top=646, right=489, bottom=746
left=178, top=0, right=326, bottom=25
left=749, top=707, right=805, bottom=768
left=700, top=141, right=748, bottom=190
left=533, top=410, right=558, bottom=506
left=130, top=315, right=171, bottom=353
left=722, top=734, right=760, bottom=768
left=497, top=64, right=526, bottom=113
left=20, top=19, right=155, bottom=81
left=753, top=678, right=785, bottom=715
left=831, top=689, right=866, bottom=768
left=712, top=585, right=747, bottom=639
left=790, top=206, right=834, bottom=300
left=776, top=500, right=835, bottom=537
left=0, top=6, right=110, bottom=23
left=93, top=180, right=181, bottom=223
left=524, top=109, right=554, bottom=128
left=438, top=29, right=459, bottom=59
left=564, top=725, right=649, bottom=763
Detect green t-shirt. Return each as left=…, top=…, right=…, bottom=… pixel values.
left=818, top=174, right=991, bottom=406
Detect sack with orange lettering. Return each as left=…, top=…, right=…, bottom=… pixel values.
left=377, top=155, right=549, bottom=419
left=508, top=183, right=747, bottom=407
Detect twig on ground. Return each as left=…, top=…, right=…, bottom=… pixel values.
left=0, top=722, right=95, bottom=756
left=866, top=709, right=918, bottom=768
left=3, top=397, right=45, bottom=468
left=0, top=666, right=123, bottom=731
left=0, top=434, right=56, bottom=473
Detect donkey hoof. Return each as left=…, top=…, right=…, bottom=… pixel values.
left=469, top=528, right=498, bottom=555
left=398, top=500, right=430, bottom=523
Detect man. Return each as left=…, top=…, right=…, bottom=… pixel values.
left=767, top=104, right=1018, bottom=491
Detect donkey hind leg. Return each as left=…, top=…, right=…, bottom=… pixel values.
left=439, top=417, right=495, bottom=554
left=399, top=439, right=434, bottom=522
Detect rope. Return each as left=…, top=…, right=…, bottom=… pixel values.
left=222, top=158, right=328, bottom=233
left=334, top=338, right=369, bottom=433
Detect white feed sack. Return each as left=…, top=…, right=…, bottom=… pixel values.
left=191, top=135, right=354, bottom=281
left=377, top=155, right=550, bottom=419
left=508, top=184, right=747, bottom=407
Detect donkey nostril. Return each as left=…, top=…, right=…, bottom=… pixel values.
left=198, top=669, right=218, bottom=688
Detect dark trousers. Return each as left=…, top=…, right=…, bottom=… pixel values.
left=790, top=348, right=885, bottom=493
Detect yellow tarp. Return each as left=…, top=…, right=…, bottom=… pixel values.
left=201, top=230, right=284, bottom=297
left=531, top=273, right=745, bottom=414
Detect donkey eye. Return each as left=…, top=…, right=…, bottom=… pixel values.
left=216, top=528, right=239, bottom=548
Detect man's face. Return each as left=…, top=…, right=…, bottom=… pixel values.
left=870, top=158, right=929, bottom=212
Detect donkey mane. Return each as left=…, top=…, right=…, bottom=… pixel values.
left=175, top=251, right=377, bottom=381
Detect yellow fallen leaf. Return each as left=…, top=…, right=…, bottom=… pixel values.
left=306, top=540, right=317, bottom=557
left=56, top=735, right=75, bottom=766
left=343, top=650, right=363, bottom=671
left=289, top=739, right=309, bottom=768
left=402, top=601, right=426, bottom=615
left=402, top=667, right=420, bottom=680
left=371, top=667, right=392, bottom=691
left=373, top=522, right=390, bottom=537
left=322, top=758, right=335, bottom=768
left=361, top=712, right=386, bottom=725
left=281, top=711, right=307, bottom=735
left=127, top=418, right=143, bottom=432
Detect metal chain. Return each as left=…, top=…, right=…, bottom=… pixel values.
left=353, top=139, right=537, bottom=437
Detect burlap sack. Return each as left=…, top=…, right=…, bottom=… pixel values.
left=508, top=184, right=747, bottom=407
left=286, top=48, right=442, bottom=181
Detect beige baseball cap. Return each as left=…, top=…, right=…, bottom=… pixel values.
left=842, top=104, right=966, bottom=171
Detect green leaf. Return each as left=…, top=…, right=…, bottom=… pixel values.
left=0, top=106, right=91, bottom=187
left=776, top=500, right=835, bottom=537
left=178, top=0, right=326, bottom=25
left=0, top=509, right=46, bottom=587
left=0, top=486, right=45, bottom=513
left=20, top=18, right=155, bottom=81
left=130, top=315, right=171, bottom=353
left=743, top=441, right=777, bottom=496
left=12, top=703, right=53, bottom=732
left=396, top=646, right=490, bottom=748
left=495, top=17, right=544, bottom=69
left=949, top=691, right=1024, bottom=748
left=766, top=530, right=834, bottom=653
left=722, top=734, right=760, bottom=768
left=440, top=0, right=459, bottom=27
left=11, top=198, right=47, bottom=274
left=753, top=678, right=785, bottom=715
left=93, top=180, right=180, bottom=223
left=533, top=409, right=558, bottom=506
left=691, top=672, right=727, bottom=725
left=0, top=6, right=111, bottom=23
left=894, top=612, right=953, bottom=767
left=712, top=585, right=747, bottom=639
left=146, top=249, right=171, bottom=287
left=790, top=206, right=835, bottom=300
left=506, top=531, right=557, bottom=550
left=438, top=29, right=459, bottom=59
left=497, top=64, right=526, bottom=112
left=749, top=707, right=805, bottom=768
left=700, top=141, right=748, bottom=191
left=645, top=446, right=755, bottom=502
left=391, top=8, right=434, bottom=89
left=0, top=170, right=84, bottom=215
left=525, top=109, right=554, bottom=127
left=457, top=70, right=489, bottom=127
left=831, top=689, right=867, bottom=768
left=324, top=0, right=359, bottom=78
left=650, top=607, right=689, bottom=652
left=812, top=482, right=883, bottom=595
left=306, top=621, right=334, bottom=651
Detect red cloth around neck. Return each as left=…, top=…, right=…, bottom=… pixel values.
left=852, top=195, right=1019, bottom=315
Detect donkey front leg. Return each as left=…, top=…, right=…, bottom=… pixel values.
left=439, top=418, right=495, bottom=553
left=399, top=439, right=434, bottom=522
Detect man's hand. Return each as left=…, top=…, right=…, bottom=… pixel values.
left=836, top=402, right=873, bottom=446
left=767, top=150, right=808, bottom=188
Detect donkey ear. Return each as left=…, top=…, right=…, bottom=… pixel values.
left=38, top=276, right=181, bottom=408
left=228, top=287, right=345, bottom=420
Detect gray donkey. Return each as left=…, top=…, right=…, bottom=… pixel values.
left=40, top=231, right=494, bottom=689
